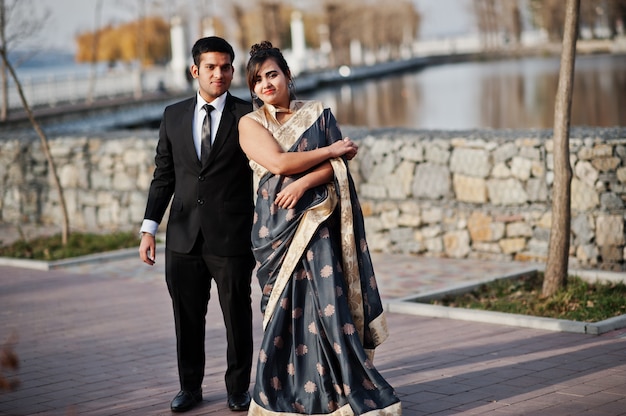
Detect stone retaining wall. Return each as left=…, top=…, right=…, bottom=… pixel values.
left=1, top=127, right=625, bottom=271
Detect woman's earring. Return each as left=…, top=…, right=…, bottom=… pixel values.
left=288, top=80, right=296, bottom=99
left=251, top=92, right=263, bottom=109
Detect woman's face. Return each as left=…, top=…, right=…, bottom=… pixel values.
left=253, top=58, right=290, bottom=108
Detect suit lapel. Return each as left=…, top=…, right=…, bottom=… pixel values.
left=205, top=93, right=234, bottom=165
left=182, top=98, right=201, bottom=167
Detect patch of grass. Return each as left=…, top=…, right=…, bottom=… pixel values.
left=431, top=272, right=626, bottom=323
left=0, top=231, right=139, bottom=261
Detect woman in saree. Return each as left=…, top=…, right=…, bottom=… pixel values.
left=238, top=41, right=402, bottom=416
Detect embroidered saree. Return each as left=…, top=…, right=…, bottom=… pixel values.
left=245, top=100, right=401, bottom=416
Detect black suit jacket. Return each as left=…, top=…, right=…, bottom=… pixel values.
left=144, top=92, right=254, bottom=256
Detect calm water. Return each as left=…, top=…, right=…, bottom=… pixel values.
left=302, top=54, right=626, bottom=130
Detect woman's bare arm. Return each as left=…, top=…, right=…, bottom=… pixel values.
left=239, top=116, right=357, bottom=176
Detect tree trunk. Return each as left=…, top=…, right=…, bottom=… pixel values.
left=0, top=50, right=70, bottom=246
left=0, top=0, right=8, bottom=121
left=543, top=0, right=580, bottom=297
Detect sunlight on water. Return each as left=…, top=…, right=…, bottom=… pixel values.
left=303, top=54, right=626, bottom=130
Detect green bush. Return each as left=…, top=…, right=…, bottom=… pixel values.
left=431, top=272, right=626, bottom=323
left=0, top=231, right=139, bottom=261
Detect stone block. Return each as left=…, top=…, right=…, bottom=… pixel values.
left=506, top=221, right=533, bottom=238
left=421, top=207, right=443, bottom=224
left=443, top=230, right=470, bottom=258
left=424, top=236, right=443, bottom=253
left=412, top=163, right=450, bottom=199
left=575, top=160, right=599, bottom=187
left=510, top=157, right=533, bottom=181
left=487, top=178, right=528, bottom=205
left=499, top=237, right=527, bottom=254
left=571, top=178, right=599, bottom=211
left=592, top=157, right=621, bottom=172
left=450, top=148, right=490, bottom=177
left=468, top=211, right=495, bottom=242
left=596, top=215, right=625, bottom=246
left=360, top=183, right=387, bottom=199
left=453, top=174, right=488, bottom=203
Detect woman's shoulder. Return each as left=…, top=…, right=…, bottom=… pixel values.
left=244, top=106, right=266, bottom=119
left=242, top=107, right=270, bottom=128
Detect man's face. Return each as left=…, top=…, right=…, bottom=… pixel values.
left=191, top=51, right=234, bottom=101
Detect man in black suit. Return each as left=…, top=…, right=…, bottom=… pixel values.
left=139, top=36, right=254, bottom=413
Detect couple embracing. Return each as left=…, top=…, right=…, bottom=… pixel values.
left=139, top=35, right=401, bottom=416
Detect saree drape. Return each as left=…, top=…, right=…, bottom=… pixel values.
left=245, top=100, right=401, bottom=416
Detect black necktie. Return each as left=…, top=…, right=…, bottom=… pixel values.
left=201, top=104, right=214, bottom=164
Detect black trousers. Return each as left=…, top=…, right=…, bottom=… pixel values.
left=165, top=232, right=255, bottom=395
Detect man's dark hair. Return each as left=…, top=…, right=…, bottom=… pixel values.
left=191, top=36, right=235, bottom=66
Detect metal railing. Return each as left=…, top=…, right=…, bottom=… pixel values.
left=6, top=66, right=186, bottom=110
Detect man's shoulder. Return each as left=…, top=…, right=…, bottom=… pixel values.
left=164, top=96, right=195, bottom=113
left=227, top=92, right=252, bottom=108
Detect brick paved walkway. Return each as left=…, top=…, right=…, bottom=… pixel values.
left=1, top=253, right=625, bottom=415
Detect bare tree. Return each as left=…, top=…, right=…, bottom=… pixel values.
left=0, top=1, right=70, bottom=244
left=260, top=1, right=282, bottom=47
left=0, top=0, right=47, bottom=121
left=528, top=0, right=624, bottom=41
left=472, top=0, right=501, bottom=51
left=543, top=0, right=580, bottom=297
left=0, top=0, right=6, bottom=121
left=0, top=51, right=71, bottom=245
left=323, top=0, right=420, bottom=66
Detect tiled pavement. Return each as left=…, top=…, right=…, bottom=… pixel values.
left=1, top=251, right=625, bottom=415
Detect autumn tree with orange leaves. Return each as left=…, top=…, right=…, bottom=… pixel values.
left=75, top=16, right=170, bottom=67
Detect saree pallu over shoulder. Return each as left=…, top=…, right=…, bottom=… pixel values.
left=248, top=100, right=400, bottom=415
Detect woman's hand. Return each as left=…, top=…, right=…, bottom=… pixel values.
left=275, top=180, right=306, bottom=209
left=344, top=137, right=358, bottom=160
left=329, top=137, right=358, bottom=159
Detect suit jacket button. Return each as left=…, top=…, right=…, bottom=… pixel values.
left=198, top=175, right=205, bottom=181
left=197, top=199, right=204, bottom=205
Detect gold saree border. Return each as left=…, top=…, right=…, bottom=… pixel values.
left=329, top=158, right=390, bottom=350
left=248, top=398, right=402, bottom=416
left=329, top=158, right=364, bottom=344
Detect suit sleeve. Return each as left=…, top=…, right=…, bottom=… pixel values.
left=143, top=110, right=176, bottom=224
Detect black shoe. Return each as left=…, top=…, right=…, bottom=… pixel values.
left=227, top=391, right=251, bottom=412
left=170, top=389, right=202, bottom=413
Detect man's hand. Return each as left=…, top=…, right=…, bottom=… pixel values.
left=139, top=232, right=156, bottom=266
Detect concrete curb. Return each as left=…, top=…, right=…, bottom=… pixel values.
left=386, top=300, right=626, bottom=335
left=0, top=244, right=166, bottom=270
left=387, top=267, right=626, bottom=335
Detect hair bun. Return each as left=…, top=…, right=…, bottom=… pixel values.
left=249, top=41, right=274, bottom=56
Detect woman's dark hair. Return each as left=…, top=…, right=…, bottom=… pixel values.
left=191, top=36, right=235, bottom=66
left=245, top=41, right=291, bottom=92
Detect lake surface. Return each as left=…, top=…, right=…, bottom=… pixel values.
left=302, top=53, right=626, bottom=130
